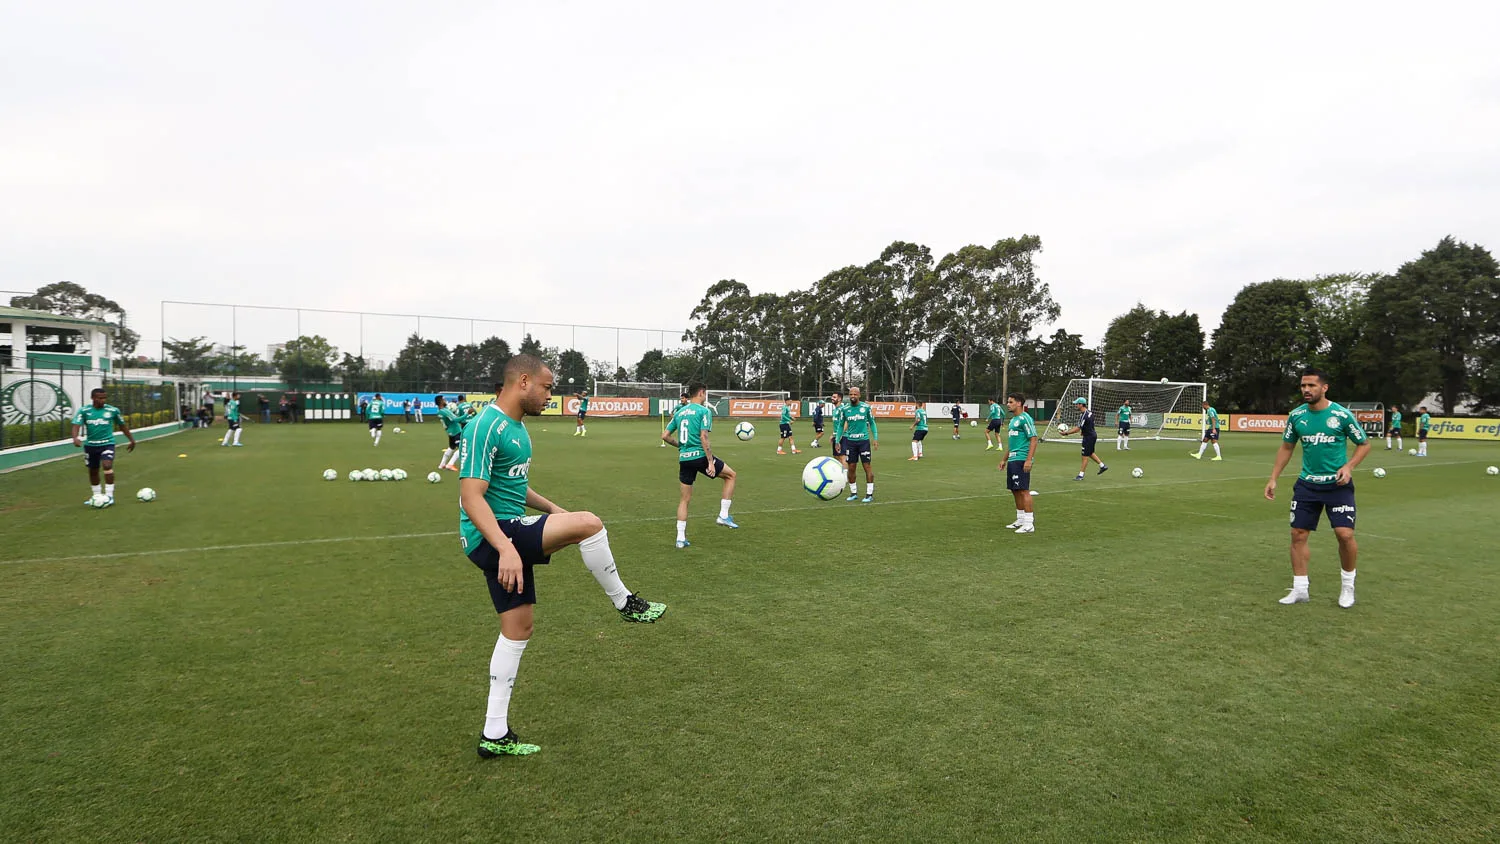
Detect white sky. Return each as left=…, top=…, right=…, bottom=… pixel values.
left=3, top=0, right=1497, bottom=368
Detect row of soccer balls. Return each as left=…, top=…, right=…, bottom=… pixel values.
left=88, top=488, right=157, bottom=507
left=795, top=457, right=1157, bottom=500
left=325, top=468, right=445, bottom=483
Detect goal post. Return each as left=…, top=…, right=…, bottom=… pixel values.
left=1042, top=378, right=1208, bottom=442
left=591, top=381, right=686, bottom=442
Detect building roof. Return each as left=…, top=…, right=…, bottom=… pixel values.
left=0, top=305, right=119, bottom=332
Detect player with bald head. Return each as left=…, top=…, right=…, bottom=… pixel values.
left=458, top=354, right=667, bottom=759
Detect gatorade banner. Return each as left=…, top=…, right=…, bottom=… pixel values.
left=1425, top=417, right=1500, bottom=440
left=728, top=399, right=797, bottom=417
left=1231, top=414, right=1289, bottom=433
left=564, top=396, right=650, bottom=417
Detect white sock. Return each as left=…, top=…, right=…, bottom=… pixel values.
left=849, top=482, right=857, bottom=494
left=866, top=483, right=874, bottom=496
left=1196, top=443, right=1207, bottom=457
left=233, top=429, right=242, bottom=445
left=1212, top=443, right=1220, bottom=457
left=1396, top=438, right=1402, bottom=449
left=105, top=483, right=115, bottom=497
left=676, top=520, right=687, bottom=542
left=579, top=528, right=630, bottom=609
left=1023, top=512, right=1034, bottom=525
left=1385, top=436, right=1391, bottom=448
left=483, top=634, right=528, bottom=740
left=719, top=499, right=731, bottom=519
left=912, top=442, right=919, bottom=457
left=1341, top=569, right=1356, bottom=587
left=918, top=442, right=924, bottom=456
left=440, top=448, right=454, bottom=468
left=1292, top=575, right=1309, bottom=592
left=222, top=430, right=231, bottom=445
left=92, top=484, right=102, bottom=496
left=1015, top=509, right=1024, bottom=523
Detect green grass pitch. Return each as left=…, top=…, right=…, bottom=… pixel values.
left=2, top=419, right=1498, bottom=841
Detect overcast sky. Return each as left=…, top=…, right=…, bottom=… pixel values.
left=3, top=0, right=1498, bottom=368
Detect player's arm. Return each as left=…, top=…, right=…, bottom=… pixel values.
left=1024, top=435, right=1038, bottom=471
left=702, top=429, right=718, bottom=477
left=1264, top=441, right=1296, bottom=500
left=870, top=414, right=878, bottom=449
left=661, top=417, right=679, bottom=447
left=116, top=414, right=137, bottom=452
left=71, top=422, right=84, bottom=447
left=460, top=478, right=527, bottom=593
left=524, top=488, right=568, bottom=515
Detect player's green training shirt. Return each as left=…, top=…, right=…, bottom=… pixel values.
left=987, top=402, right=1001, bottom=421
left=438, top=406, right=463, bottom=436
left=72, top=404, right=123, bottom=446
left=673, top=403, right=713, bottom=462
left=831, top=401, right=847, bottom=434
left=780, top=405, right=793, bottom=425
left=225, top=399, right=240, bottom=423
left=1007, top=411, right=1038, bottom=462
left=579, top=397, right=590, bottom=414
left=367, top=400, right=384, bottom=420
left=914, top=407, right=928, bottom=431
left=1118, top=405, right=1132, bottom=424
left=1418, top=412, right=1431, bottom=432
left=1204, top=407, right=1219, bottom=431
left=459, top=405, right=534, bottom=550
left=1391, top=410, right=1403, bottom=430
left=1282, top=401, right=1367, bottom=484
left=841, top=402, right=878, bottom=441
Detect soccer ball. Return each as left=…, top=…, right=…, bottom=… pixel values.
left=426, top=471, right=442, bottom=483
left=361, top=468, right=378, bottom=482
left=393, top=426, right=403, bottom=434
left=970, top=420, right=978, bottom=427
left=1160, top=377, right=1169, bottom=384
left=322, top=469, right=338, bottom=481
left=348, top=470, right=362, bottom=482
left=1487, top=466, right=1499, bottom=476
left=392, top=468, right=408, bottom=481
left=735, top=422, right=756, bottom=441
left=801, top=456, right=843, bottom=500
left=1372, top=468, right=1387, bottom=479
left=89, top=493, right=111, bottom=509
left=1408, top=448, right=1417, bottom=456
left=136, top=488, right=157, bottom=502
left=1131, top=467, right=1144, bottom=478
left=378, top=469, right=394, bottom=481
left=1056, top=424, right=1070, bottom=435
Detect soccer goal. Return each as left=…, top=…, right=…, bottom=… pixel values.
left=1043, top=378, right=1208, bottom=441
left=592, top=381, right=686, bottom=443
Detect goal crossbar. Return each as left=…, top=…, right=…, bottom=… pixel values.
left=1043, top=378, right=1209, bottom=442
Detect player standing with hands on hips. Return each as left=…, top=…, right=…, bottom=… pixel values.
left=1001, top=393, right=1039, bottom=533
left=1264, top=368, right=1370, bottom=608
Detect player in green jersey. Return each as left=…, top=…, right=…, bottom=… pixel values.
left=984, top=398, right=1003, bottom=451
left=826, top=392, right=845, bottom=457
left=71, top=387, right=137, bottom=505
left=435, top=395, right=465, bottom=471
left=661, top=393, right=689, bottom=448
left=1386, top=406, right=1403, bottom=451
left=1415, top=406, right=1431, bottom=457
left=460, top=355, right=666, bottom=759
left=1191, top=400, right=1222, bottom=461
left=908, top=405, right=928, bottom=460
left=1265, top=369, right=1371, bottom=608
left=661, top=382, right=739, bottom=547
left=775, top=399, right=800, bottom=455
left=837, top=387, right=879, bottom=502
left=573, top=393, right=590, bottom=437
left=1116, top=400, right=1133, bottom=450
left=219, top=391, right=245, bottom=447
left=1001, top=392, right=1039, bottom=534
left=366, top=393, right=385, bottom=446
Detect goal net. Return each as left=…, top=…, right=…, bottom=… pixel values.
left=1043, top=379, right=1208, bottom=442
left=706, top=389, right=790, bottom=417
left=592, top=381, right=687, bottom=443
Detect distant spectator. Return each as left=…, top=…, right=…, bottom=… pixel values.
left=412, top=397, right=424, bottom=423
left=180, top=403, right=193, bottom=428
left=289, top=393, right=300, bottom=423
left=279, top=397, right=290, bottom=423
left=259, top=394, right=271, bottom=423
left=197, top=406, right=211, bottom=428
left=358, top=397, right=369, bottom=420
left=402, top=399, right=412, bottom=422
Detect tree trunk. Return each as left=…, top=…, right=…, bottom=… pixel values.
left=961, top=343, right=971, bottom=403
left=1001, top=312, right=1013, bottom=400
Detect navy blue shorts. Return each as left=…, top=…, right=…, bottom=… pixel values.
left=913, top=429, right=928, bottom=442
left=368, top=419, right=383, bottom=430
left=467, top=515, right=552, bottom=613
left=1080, top=436, right=1097, bottom=457
left=779, top=423, right=793, bottom=438
left=1418, top=429, right=1428, bottom=441
left=951, top=415, right=961, bottom=425
left=227, top=419, right=241, bottom=431
left=813, top=422, right=824, bottom=434
left=679, top=456, right=726, bottom=486
left=842, top=439, right=871, bottom=464
left=83, top=444, right=115, bottom=469
left=1119, top=422, right=1131, bottom=435
left=577, top=411, right=587, bottom=421
left=1203, top=428, right=1219, bottom=441
left=1290, top=479, right=1356, bottom=531
left=1005, top=460, right=1031, bottom=491
left=987, top=420, right=1003, bottom=433
left=448, top=433, right=461, bottom=449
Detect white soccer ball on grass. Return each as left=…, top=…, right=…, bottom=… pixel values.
left=802, top=456, right=843, bottom=500
left=378, top=469, right=394, bottom=481
left=426, top=471, right=442, bottom=483
left=734, top=421, right=756, bottom=441
left=136, top=488, right=157, bottom=502
left=393, top=426, right=403, bottom=434
left=1131, top=467, right=1144, bottom=478
left=348, top=470, right=362, bottom=482
left=1487, top=465, right=1499, bottom=476
left=89, top=493, right=111, bottom=509
left=322, top=469, right=338, bottom=481
left=970, top=420, right=977, bottom=427
left=392, top=468, right=408, bottom=481
left=1372, top=468, right=1386, bottom=479
left=1408, top=448, right=1417, bottom=456
left=361, top=468, right=379, bottom=482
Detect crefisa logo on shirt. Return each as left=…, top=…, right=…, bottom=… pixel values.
left=507, top=458, right=532, bottom=478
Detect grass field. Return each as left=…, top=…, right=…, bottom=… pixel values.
left=3, top=418, right=1499, bottom=842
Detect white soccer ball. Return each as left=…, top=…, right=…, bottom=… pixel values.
left=361, top=468, right=379, bottom=482
left=348, top=470, right=362, bottom=482
left=89, top=493, right=111, bottom=509
left=426, top=471, right=442, bottom=483
left=801, top=456, right=844, bottom=500
left=136, top=487, right=157, bottom=502
left=970, top=420, right=978, bottom=427
left=735, top=421, right=756, bottom=441
left=1408, top=448, right=1417, bottom=456
left=1056, top=424, right=1070, bottom=435
left=1131, top=467, right=1144, bottom=478
left=378, top=469, right=394, bottom=481
left=392, top=468, right=408, bottom=481
left=393, top=426, right=403, bottom=434
left=322, top=469, right=338, bottom=481
left=1372, top=468, right=1387, bottom=479
left=1160, top=377, right=1169, bottom=384
left=1487, top=465, right=1499, bottom=476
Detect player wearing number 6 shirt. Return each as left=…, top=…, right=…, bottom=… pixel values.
left=661, top=382, right=739, bottom=548
left=460, top=355, right=665, bottom=760
left=1264, top=368, right=1370, bottom=609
